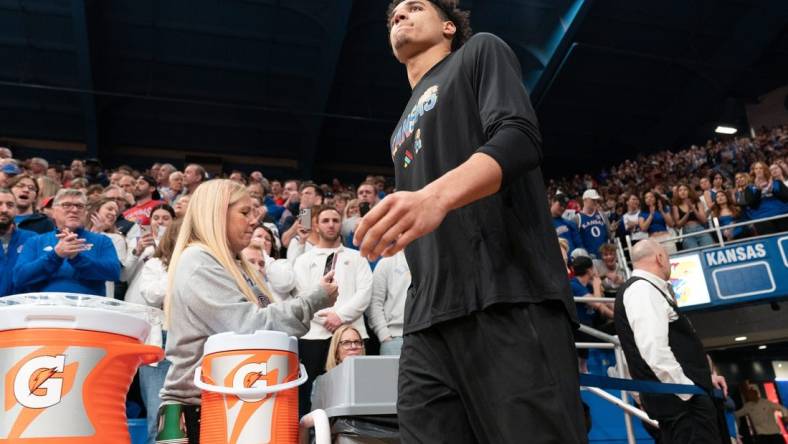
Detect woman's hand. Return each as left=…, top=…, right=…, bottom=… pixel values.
left=135, top=232, right=155, bottom=256
left=89, top=213, right=110, bottom=233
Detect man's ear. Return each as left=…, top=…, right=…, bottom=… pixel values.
left=443, top=20, right=456, bottom=40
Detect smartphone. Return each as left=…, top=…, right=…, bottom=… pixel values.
left=359, top=202, right=370, bottom=217
left=299, top=208, right=312, bottom=230
left=323, top=252, right=338, bottom=276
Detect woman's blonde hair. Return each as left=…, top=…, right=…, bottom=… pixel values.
left=344, top=198, right=360, bottom=219
left=165, top=179, right=274, bottom=325
left=325, top=325, right=365, bottom=372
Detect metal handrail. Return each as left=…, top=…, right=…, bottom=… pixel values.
left=574, top=296, right=616, bottom=303
left=576, top=342, right=616, bottom=349
left=578, top=324, right=620, bottom=345
left=584, top=387, right=659, bottom=428
left=622, top=212, right=788, bottom=253
left=615, top=212, right=788, bottom=271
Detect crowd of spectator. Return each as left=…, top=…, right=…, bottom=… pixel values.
left=549, top=124, right=788, bottom=373
left=0, top=146, right=408, bottom=443
left=550, top=124, right=788, bottom=261
left=0, top=123, right=786, bottom=441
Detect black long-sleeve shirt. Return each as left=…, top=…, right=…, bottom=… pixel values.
left=390, top=33, right=576, bottom=333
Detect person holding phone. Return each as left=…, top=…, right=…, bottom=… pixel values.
left=158, top=180, right=337, bottom=443
left=125, top=204, right=176, bottom=305
left=293, top=205, right=373, bottom=417
left=286, top=206, right=319, bottom=263
left=14, top=189, right=120, bottom=295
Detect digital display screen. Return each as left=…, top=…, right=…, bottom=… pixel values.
left=669, top=254, right=712, bottom=307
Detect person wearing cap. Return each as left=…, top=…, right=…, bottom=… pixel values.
left=551, top=193, right=585, bottom=255
left=0, top=162, right=21, bottom=188
left=575, top=189, right=612, bottom=258
left=13, top=189, right=120, bottom=296
left=123, top=175, right=165, bottom=226
left=0, top=188, right=36, bottom=296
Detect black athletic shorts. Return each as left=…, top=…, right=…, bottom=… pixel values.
left=397, top=301, right=588, bottom=444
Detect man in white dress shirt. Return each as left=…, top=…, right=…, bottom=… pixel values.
left=293, top=205, right=373, bottom=416
left=366, top=250, right=410, bottom=356
left=614, top=239, right=724, bottom=443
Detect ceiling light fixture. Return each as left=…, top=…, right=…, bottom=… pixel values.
left=759, top=345, right=767, bottom=350
left=715, top=126, right=737, bottom=135
left=734, top=336, right=747, bottom=342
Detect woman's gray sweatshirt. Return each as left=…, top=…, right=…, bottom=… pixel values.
left=160, top=245, right=329, bottom=405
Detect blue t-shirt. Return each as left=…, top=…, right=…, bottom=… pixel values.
left=640, top=209, right=669, bottom=234
left=570, top=277, right=595, bottom=326
left=750, top=181, right=788, bottom=219
left=553, top=216, right=584, bottom=253
left=578, top=212, right=608, bottom=256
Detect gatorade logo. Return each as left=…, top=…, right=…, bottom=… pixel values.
left=14, top=355, right=66, bottom=409
left=233, top=363, right=274, bottom=403
left=2, top=346, right=99, bottom=440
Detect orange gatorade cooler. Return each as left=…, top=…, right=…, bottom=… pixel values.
left=194, top=330, right=307, bottom=444
left=0, top=293, right=164, bottom=444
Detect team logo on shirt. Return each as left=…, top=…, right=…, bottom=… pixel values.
left=390, top=85, right=439, bottom=167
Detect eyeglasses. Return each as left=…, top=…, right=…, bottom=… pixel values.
left=13, top=184, right=36, bottom=191
left=56, top=202, right=86, bottom=211
left=339, top=340, right=363, bottom=349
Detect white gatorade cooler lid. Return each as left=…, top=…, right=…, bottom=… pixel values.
left=0, top=293, right=163, bottom=342
left=203, top=330, right=298, bottom=356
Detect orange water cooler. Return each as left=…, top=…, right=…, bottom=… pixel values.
left=193, top=330, right=307, bottom=444
left=0, top=293, right=164, bottom=443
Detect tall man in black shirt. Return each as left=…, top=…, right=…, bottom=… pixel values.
left=354, top=1, right=586, bottom=442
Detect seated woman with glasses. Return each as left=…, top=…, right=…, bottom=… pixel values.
left=310, top=325, right=366, bottom=409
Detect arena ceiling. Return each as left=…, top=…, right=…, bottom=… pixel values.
left=0, top=0, right=786, bottom=179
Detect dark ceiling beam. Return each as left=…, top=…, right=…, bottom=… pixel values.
left=645, top=0, right=788, bottom=148
left=70, top=0, right=101, bottom=159
left=299, top=0, right=354, bottom=178
left=584, top=10, right=719, bottom=38
left=105, top=17, right=322, bottom=48
left=105, top=53, right=316, bottom=80
left=528, top=0, right=594, bottom=105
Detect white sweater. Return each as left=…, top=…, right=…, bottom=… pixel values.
left=365, top=251, right=410, bottom=341
left=294, top=246, right=373, bottom=339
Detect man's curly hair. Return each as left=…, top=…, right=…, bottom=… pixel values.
left=386, top=0, right=472, bottom=51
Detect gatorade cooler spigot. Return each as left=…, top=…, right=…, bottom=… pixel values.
left=194, top=330, right=307, bottom=444
left=0, top=293, right=164, bottom=444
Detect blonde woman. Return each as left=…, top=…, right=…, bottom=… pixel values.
left=310, top=325, right=366, bottom=409
left=36, top=175, right=60, bottom=208
left=157, top=179, right=337, bottom=443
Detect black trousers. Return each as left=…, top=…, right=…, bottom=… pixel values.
left=397, top=301, right=588, bottom=444
left=641, top=393, right=721, bottom=444
left=298, top=338, right=332, bottom=418
left=755, top=435, right=786, bottom=444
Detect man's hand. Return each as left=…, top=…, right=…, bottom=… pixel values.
left=319, top=270, right=339, bottom=306
left=54, top=230, right=87, bottom=259
left=354, top=189, right=448, bottom=261
left=316, top=310, right=343, bottom=333
left=711, top=374, right=728, bottom=398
